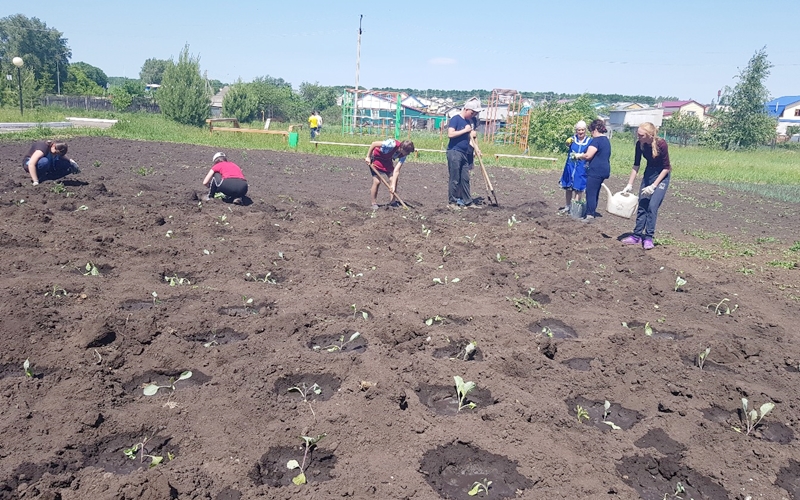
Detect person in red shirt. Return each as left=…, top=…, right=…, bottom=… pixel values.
left=364, top=138, right=415, bottom=209
left=202, top=152, right=248, bottom=205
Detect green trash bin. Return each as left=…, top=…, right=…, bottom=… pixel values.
left=288, top=132, right=299, bottom=148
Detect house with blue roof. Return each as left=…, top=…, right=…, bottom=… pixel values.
left=764, top=96, right=800, bottom=135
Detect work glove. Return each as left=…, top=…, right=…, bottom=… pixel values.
left=641, top=185, right=656, bottom=196
left=622, top=184, right=633, bottom=194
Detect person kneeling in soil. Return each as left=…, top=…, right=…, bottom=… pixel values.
left=365, top=138, right=415, bottom=209
left=202, top=152, right=248, bottom=204
left=23, top=140, right=80, bottom=186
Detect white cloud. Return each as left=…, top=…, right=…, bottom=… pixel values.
left=428, top=57, right=456, bottom=66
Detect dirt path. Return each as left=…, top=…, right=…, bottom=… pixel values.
left=1, top=137, right=798, bottom=500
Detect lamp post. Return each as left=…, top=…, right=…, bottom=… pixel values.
left=12, top=57, right=24, bottom=116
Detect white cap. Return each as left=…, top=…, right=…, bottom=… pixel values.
left=212, top=152, right=226, bottom=162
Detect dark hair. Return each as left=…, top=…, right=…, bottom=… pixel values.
left=50, top=141, right=68, bottom=155
left=589, top=119, right=607, bottom=134
left=399, top=140, right=415, bottom=154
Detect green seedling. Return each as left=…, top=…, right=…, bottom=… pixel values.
left=737, top=398, right=775, bottom=435
left=134, top=166, right=154, bottom=176
left=495, top=253, right=507, bottom=262
left=142, top=371, right=192, bottom=396
left=76, top=205, right=89, bottom=211
left=696, top=347, right=711, bottom=370
left=576, top=405, right=590, bottom=423
left=506, top=296, right=540, bottom=312
left=93, top=160, right=101, bottom=168
left=542, top=326, right=554, bottom=338
left=351, top=304, right=369, bottom=321
left=287, top=382, right=322, bottom=418
left=602, top=400, right=622, bottom=430
left=164, top=275, right=191, bottom=286
left=245, top=272, right=276, bottom=284
left=165, top=230, right=173, bottom=238
left=84, top=262, right=101, bottom=276
left=442, top=246, right=450, bottom=258
left=708, top=298, right=737, bottom=315
left=662, top=481, right=686, bottom=499
left=507, top=214, right=518, bottom=227
left=674, top=276, right=687, bottom=292
left=213, top=192, right=226, bottom=199
left=50, top=182, right=67, bottom=194
left=122, top=435, right=171, bottom=468
left=644, top=322, right=653, bottom=336
left=286, top=434, right=326, bottom=485
left=432, top=276, right=460, bottom=285
left=421, top=225, right=431, bottom=238
left=454, top=375, right=477, bottom=412
left=44, top=285, right=68, bottom=298
left=23, top=359, right=33, bottom=378
left=151, top=291, right=159, bottom=305
left=424, top=315, right=445, bottom=326
left=242, top=295, right=254, bottom=308
left=458, top=341, right=478, bottom=361
left=468, top=478, right=492, bottom=497
left=464, top=234, right=477, bottom=244
left=313, top=332, right=361, bottom=352
left=415, top=253, right=424, bottom=263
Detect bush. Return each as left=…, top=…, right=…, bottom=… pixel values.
left=156, top=45, right=210, bottom=127
left=222, top=83, right=257, bottom=122
left=527, top=95, right=596, bottom=154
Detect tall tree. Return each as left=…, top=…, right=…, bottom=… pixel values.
left=222, top=81, right=258, bottom=122
left=706, top=47, right=775, bottom=149
left=70, top=62, right=107, bottom=89
left=661, top=111, right=705, bottom=146
left=63, top=65, right=104, bottom=95
left=0, top=14, right=70, bottom=94
left=299, top=81, right=338, bottom=112
left=156, top=45, right=210, bottom=127
left=527, top=95, right=597, bottom=154
left=139, top=58, right=169, bottom=85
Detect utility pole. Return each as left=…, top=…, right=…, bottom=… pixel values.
left=352, top=14, right=363, bottom=135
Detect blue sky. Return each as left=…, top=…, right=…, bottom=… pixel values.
left=12, top=0, right=800, bottom=103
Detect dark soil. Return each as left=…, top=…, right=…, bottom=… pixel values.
left=0, top=137, right=799, bottom=499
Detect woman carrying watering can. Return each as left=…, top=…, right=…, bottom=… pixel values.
left=620, top=122, right=671, bottom=250
left=558, top=120, right=591, bottom=213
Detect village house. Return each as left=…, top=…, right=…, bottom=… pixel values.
left=658, top=100, right=708, bottom=122
left=764, top=95, right=800, bottom=136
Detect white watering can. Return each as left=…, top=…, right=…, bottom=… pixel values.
left=601, top=183, right=638, bottom=219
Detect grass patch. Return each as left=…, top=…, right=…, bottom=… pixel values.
left=789, top=241, right=800, bottom=252
left=767, top=260, right=797, bottom=269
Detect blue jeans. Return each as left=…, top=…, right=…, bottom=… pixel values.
left=446, top=150, right=472, bottom=205
left=23, top=155, right=70, bottom=175
left=585, top=175, right=608, bottom=217
left=634, top=176, right=670, bottom=240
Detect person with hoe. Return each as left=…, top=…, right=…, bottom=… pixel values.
left=446, top=100, right=483, bottom=209
left=202, top=152, right=248, bottom=205
left=572, top=119, right=611, bottom=220
left=365, top=138, right=415, bottom=210
left=558, top=120, right=591, bottom=213
left=23, top=140, right=80, bottom=186
left=620, top=122, right=672, bottom=250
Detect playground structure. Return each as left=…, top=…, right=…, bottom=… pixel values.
left=340, top=89, right=447, bottom=139
left=483, top=88, right=531, bottom=152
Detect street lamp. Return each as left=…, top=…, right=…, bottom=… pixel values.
left=12, top=57, right=23, bottom=116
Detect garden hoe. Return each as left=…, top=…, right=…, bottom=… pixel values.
left=368, top=162, right=410, bottom=210
left=476, top=153, right=498, bottom=206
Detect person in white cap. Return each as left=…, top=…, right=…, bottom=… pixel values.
left=446, top=100, right=483, bottom=209
left=202, top=152, right=248, bottom=204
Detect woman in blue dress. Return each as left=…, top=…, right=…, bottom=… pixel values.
left=558, top=120, right=591, bottom=213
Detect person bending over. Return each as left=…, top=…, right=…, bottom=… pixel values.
left=202, top=152, right=248, bottom=205
left=365, top=138, right=415, bottom=209
left=23, top=140, right=79, bottom=186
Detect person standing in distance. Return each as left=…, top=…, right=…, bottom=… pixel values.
left=308, top=111, right=320, bottom=139
left=202, top=152, right=248, bottom=205
left=446, top=100, right=482, bottom=209
left=558, top=120, right=591, bottom=213
left=620, top=122, right=672, bottom=250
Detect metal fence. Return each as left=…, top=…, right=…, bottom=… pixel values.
left=40, top=95, right=160, bottom=113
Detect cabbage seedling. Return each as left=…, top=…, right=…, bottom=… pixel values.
left=696, top=347, right=711, bottom=370
left=313, top=332, right=361, bottom=352
left=123, top=435, right=169, bottom=468
left=287, top=382, right=321, bottom=418
left=351, top=304, right=368, bottom=321
left=84, top=262, right=101, bottom=276
left=164, top=275, right=191, bottom=286
left=143, top=371, right=192, bottom=396
left=424, top=315, right=444, bottom=326
left=644, top=322, right=653, bottom=336
left=454, top=375, right=477, bottom=412
left=468, top=478, right=492, bottom=497
left=458, top=341, right=478, bottom=361
left=286, top=434, right=326, bottom=485
left=23, top=359, right=33, bottom=378
left=739, top=398, right=775, bottom=435
left=602, top=400, right=622, bottom=430
left=674, top=276, right=687, bottom=292
left=708, top=298, right=737, bottom=315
